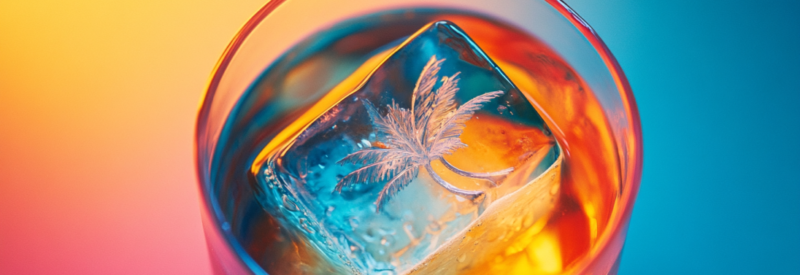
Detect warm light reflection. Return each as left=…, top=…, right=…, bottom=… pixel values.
left=528, top=230, right=563, bottom=274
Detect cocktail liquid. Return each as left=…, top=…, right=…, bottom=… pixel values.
left=214, top=8, right=620, bottom=275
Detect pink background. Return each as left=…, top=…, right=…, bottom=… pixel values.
left=0, top=0, right=265, bottom=273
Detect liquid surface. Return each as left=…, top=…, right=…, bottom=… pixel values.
left=212, top=8, right=620, bottom=275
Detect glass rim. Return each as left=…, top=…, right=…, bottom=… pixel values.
left=195, top=0, right=643, bottom=273
left=546, top=0, right=643, bottom=272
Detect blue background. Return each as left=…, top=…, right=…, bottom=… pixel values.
left=566, top=0, right=800, bottom=274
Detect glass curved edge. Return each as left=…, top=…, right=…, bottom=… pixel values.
left=545, top=0, right=643, bottom=274
left=195, top=1, right=288, bottom=274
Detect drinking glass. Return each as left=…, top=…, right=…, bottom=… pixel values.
left=196, top=0, right=642, bottom=274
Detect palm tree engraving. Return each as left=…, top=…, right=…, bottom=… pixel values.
left=335, top=56, right=514, bottom=210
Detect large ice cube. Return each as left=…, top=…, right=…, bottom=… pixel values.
left=253, top=21, right=559, bottom=274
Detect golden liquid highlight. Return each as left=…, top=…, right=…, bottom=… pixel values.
left=449, top=15, right=620, bottom=274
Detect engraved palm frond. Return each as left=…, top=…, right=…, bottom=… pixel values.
left=336, top=56, right=513, bottom=211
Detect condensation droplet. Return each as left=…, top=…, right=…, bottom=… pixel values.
left=550, top=182, right=560, bottom=195
left=380, top=235, right=395, bottom=246
left=349, top=217, right=360, bottom=229
left=282, top=195, right=299, bottom=211
left=428, top=221, right=442, bottom=232
left=326, top=206, right=335, bottom=216
left=363, top=228, right=378, bottom=243
left=299, top=218, right=315, bottom=233
left=378, top=227, right=396, bottom=235
left=522, top=214, right=534, bottom=228
left=457, top=254, right=467, bottom=263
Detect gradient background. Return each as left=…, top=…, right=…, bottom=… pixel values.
left=0, top=0, right=798, bottom=274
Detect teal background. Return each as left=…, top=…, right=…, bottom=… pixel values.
left=566, top=1, right=800, bottom=273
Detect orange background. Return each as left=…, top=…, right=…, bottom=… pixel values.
left=0, top=0, right=265, bottom=273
